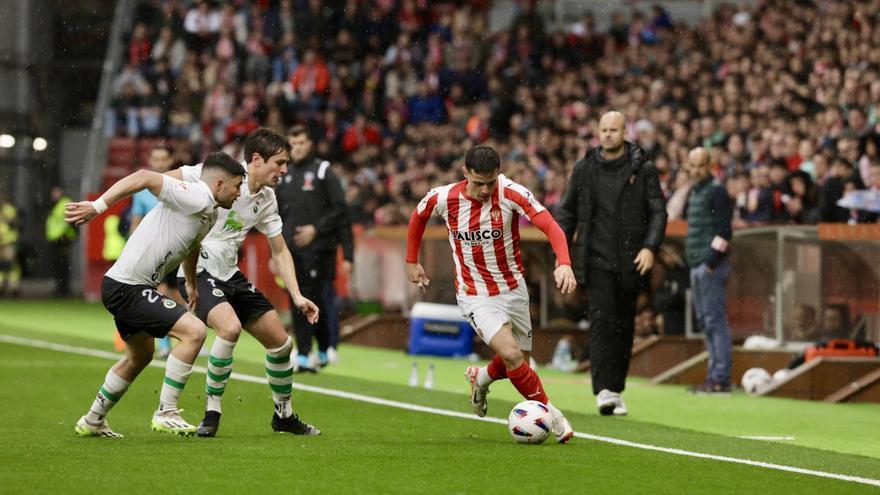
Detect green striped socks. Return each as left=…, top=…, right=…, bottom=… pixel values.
left=266, top=337, right=294, bottom=418
left=160, top=354, right=193, bottom=411
left=205, top=337, right=236, bottom=413
left=85, top=369, right=131, bottom=424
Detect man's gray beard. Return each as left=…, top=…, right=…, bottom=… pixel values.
left=602, top=144, right=624, bottom=154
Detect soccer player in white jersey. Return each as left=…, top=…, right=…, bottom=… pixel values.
left=168, top=128, right=320, bottom=437
left=66, top=152, right=245, bottom=438
left=406, top=145, right=577, bottom=443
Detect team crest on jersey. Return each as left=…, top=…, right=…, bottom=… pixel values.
left=174, top=181, right=189, bottom=192
left=253, top=205, right=258, bottom=214
left=221, top=210, right=244, bottom=233
left=490, top=209, right=502, bottom=222
left=302, top=172, right=315, bottom=191
left=212, top=288, right=224, bottom=297
left=163, top=299, right=177, bottom=309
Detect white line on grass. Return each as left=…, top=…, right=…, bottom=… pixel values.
left=737, top=436, right=796, bottom=441
left=2, top=334, right=879, bottom=488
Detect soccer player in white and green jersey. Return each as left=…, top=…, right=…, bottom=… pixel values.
left=170, top=128, right=321, bottom=436
left=67, top=152, right=245, bottom=437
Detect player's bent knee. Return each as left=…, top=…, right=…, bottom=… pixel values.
left=212, top=320, right=242, bottom=341
left=498, top=346, right=525, bottom=368
left=173, top=314, right=207, bottom=345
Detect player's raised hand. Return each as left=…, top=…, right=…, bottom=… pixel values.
left=294, top=295, right=320, bottom=324
left=64, top=201, right=99, bottom=226
left=406, top=262, right=430, bottom=292
left=553, top=264, right=577, bottom=294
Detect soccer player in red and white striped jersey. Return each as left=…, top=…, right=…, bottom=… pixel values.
left=406, top=145, right=576, bottom=443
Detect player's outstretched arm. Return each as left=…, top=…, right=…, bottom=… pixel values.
left=268, top=234, right=319, bottom=324
left=530, top=210, right=577, bottom=294
left=65, top=169, right=165, bottom=226
left=405, top=209, right=431, bottom=291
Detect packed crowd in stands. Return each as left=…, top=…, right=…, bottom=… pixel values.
left=110, top=0, right=880, bottom=228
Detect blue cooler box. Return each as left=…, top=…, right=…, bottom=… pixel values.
left=408, top=302, right=474, bottom=356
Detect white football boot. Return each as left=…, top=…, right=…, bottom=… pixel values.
left=465, top=366, right=489, bottom=417
left=552, top=413, right=574, bottom=444
left=150, top=408, right=197, bottom=436
left=74, top=416, right=123, bottom=438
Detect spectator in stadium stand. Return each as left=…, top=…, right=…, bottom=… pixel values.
left=784, top=170, right=821, bottom=224
left=116, top=0, right=880, bottom=235
left=557, top=111, right=667, bottom=416
left=789, top=304, right=821, bottom=342
left=276, top=125, right=349, bottom=372
left=682, top=148, right=735, bottom=395
left=745, top=164, right=782, bottom=223
left=819, top=158, right=861, bottom=223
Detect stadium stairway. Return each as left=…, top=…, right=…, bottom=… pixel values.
left=651, top=348, right=799, bottom=387
left=763, top=357, right=880, bottom=402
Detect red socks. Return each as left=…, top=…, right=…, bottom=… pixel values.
left=507, top=361, right=548, bottom=404
left=485, top=355, right=550, bottom=405
left=486, top=354, right=508, bottom=380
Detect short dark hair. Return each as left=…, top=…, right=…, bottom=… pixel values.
left=202, top=151, right=246, bottom=178
left=286, top=124, right=311, bottom=141
left=150, top=143, right=174, bottom=156
left=464, top=145, right=501, bottom=175
left=244, top=128, right=291, bottom=163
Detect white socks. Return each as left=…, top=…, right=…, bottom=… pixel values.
left=85, top=369, right=131, bottom=424
left=476, top=366, right=494, bottom=389
left=160, top=354, right=193, bottom=411
left=266, top=336, right=294, bottom=418
left=205, top=336, right=236, bottom=413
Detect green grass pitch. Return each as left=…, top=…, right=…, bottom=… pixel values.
left=0, top=300, right=878, bottom=494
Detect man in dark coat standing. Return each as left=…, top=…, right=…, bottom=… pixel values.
left=557, top=111, right=667, bottom=416
left=276, top=125, right=349, bottom=372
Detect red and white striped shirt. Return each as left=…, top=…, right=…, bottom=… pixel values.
left=410, top=175, right=551, bottom=297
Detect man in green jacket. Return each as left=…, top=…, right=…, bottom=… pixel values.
left=684, top=148, right=734, bottom=394
left=46, top=186, right=77, bottom=297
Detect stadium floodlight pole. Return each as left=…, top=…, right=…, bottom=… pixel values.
left=80, top=0, right=137, bottom=198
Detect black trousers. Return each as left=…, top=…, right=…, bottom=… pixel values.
left=587, top=267, right=640, bottom=395
left=52, top=240, right=72, bottom=296
left=290, top=250, right=334, bottom=357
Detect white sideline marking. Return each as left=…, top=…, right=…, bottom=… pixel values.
left=2, top=334, right=879, bottom=488
left=737, top=436, right=796, bottom=441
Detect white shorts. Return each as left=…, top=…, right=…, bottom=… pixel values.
left=457, top=283, right=533, bottom=351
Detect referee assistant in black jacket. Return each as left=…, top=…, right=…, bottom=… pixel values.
left=276, top=125, right=349, bottom=371
left=557, top=111, right=667, bottom=416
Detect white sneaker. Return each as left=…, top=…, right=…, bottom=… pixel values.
left=552, top=414, right=574, bottom=443
left=74, top=416, right=123, bottom=438
left=307, top=352, right=320, bottom=370
left=464, top=366, right=489, bottom=417
left=596, top=389, right=619, bottom=416
left=613, top=396, right=628, bottom=416
left=151, top=408, right=197, bottom=436
left=327, top=347, right=339, bottom=364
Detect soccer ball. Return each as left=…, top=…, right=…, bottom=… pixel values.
left=741, top=367, right=772, bottom=394
left=507, top=400, right=553, bottom=444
